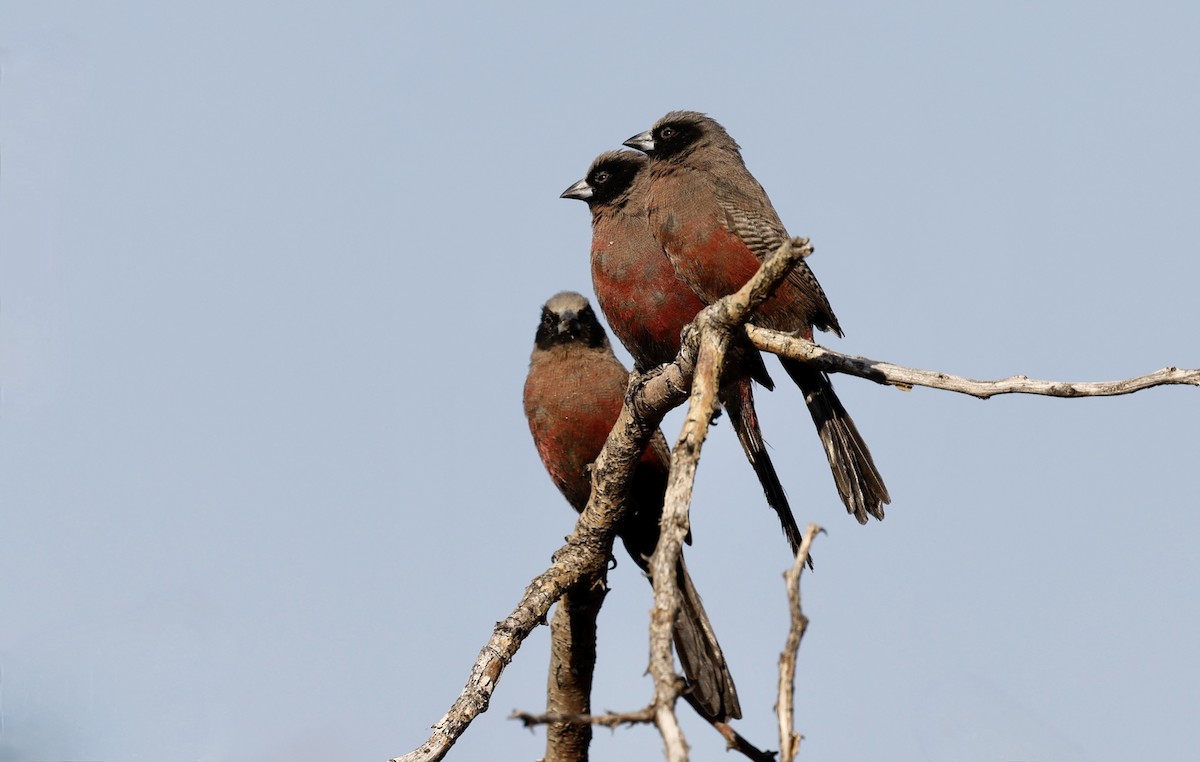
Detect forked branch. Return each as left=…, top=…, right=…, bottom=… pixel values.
left=394, top=234, right=1193, bottom=762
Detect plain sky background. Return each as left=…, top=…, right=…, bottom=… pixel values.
left=2, top=2, right=1198, bottom=761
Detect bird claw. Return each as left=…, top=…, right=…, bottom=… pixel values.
left=679, top=321, right=699, bottom=349
left=625, top=365, right=667, bottom=405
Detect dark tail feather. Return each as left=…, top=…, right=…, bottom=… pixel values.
left=723, top=376, right=807, bottom=557
left=781, top=357, right=890, bottom=524
left=739, top=340, right=775, bottom=391
left=672, top=555, right=741, bottom=721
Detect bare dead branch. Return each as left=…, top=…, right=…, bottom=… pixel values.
left=543, top=579, right=608, bottom=762
left=389, top=566, right=577, bottom=762
left=648, top=238, right=814, bottom=762
left=648, top=332, right=716, bottom=762
left=745, top=325, right=1199, bottom=399
left=777, top=524, right=823, bottom=762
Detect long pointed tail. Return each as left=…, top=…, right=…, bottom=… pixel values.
left=781, top=357, right=889, bottom=523
left=723, top=376, right=805, bottom=555
left=672, top=555, right=742, bottom=722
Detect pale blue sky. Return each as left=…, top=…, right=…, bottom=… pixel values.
left=2, top=2, right=1198, bottom=761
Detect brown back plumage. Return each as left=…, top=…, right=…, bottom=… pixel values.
left=630, top=111, right=891, bottom=523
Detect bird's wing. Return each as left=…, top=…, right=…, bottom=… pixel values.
left=713, top=174, right=843, bottom=335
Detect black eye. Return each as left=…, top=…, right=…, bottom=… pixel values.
left=659, top=126, right=676, bottom=140
left=593, top=170, right=610, bottom=185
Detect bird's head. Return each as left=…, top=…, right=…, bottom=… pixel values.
left=560, top=150, right=647, bottom=211
left=534, top=291, right=609, bottom=351
left=624, top=110, right=740, bottom=163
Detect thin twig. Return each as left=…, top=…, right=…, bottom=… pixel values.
left=777, top=524, right=823, bottom=762
left=512, top=707, right=656, bottom=730
left=745, top=326, right=1199, bottom=399
left=514, top=702, right=778, bottom=762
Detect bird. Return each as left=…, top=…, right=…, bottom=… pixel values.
left=561, top=150, right=804, bottom=555
left=624, top=111, right=890, bottom=524
left=523, top=291, right=741, bottom=722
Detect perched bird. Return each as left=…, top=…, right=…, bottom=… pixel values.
left=625, top=111, right=890, bottom=524
left=523, top=291, right=741, bottom=722
left=561, top=150, right=803, bottom=555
